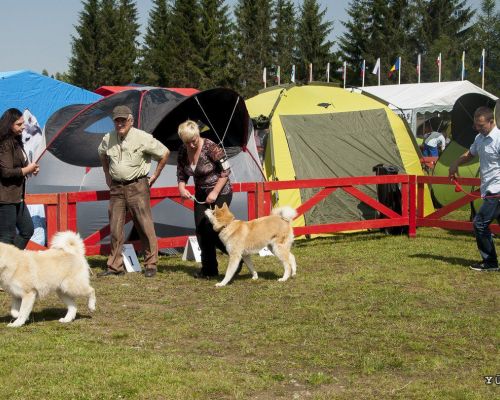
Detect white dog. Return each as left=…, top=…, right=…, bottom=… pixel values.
left=205, top=203, right=297, bottom=287
left=0, top=231, right=96, bottom=327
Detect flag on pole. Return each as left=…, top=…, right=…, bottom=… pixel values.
left=326, top=62, right=330, bottom=83
left=372, top=58, right=381, bottom=86
left=478, top=48, right=485, bottom=73
left=416, top=54, right=421, bottom=83
left=436, top=53, right=441, bottom=82
left=479, top=48, right=485, bottom=89
left=277, top=65, right=281, bottom=85
left=388, top=58, right=400, bottom=78
left=291, top=64, right=295, bottom=83
left=343, top=61, right=347, bottom=88
left=263, top=67, right=267, bottom=88
left=309, top=63, right=313, bottom=82
left=360, top=59, right=366, bottom=87
left=461, top=51, right=466, bottom=81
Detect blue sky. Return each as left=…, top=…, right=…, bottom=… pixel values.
left=0, top=0, right=484, bottom=75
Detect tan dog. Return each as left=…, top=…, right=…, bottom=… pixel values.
left=205, top=203, right=297, bottom=287
left=0, top=231, right=96, bottom=327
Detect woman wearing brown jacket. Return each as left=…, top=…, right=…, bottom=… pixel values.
left=0, top=108, right=40, bottom=248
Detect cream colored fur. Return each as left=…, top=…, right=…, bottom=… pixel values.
left=205, top=203, right=297, bottom=287
left=0, top=231, right=96, bottom=327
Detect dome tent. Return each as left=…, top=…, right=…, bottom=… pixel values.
left=246, top=84, right=433, bottom=229
left=32, top=87, right=263, bottom=240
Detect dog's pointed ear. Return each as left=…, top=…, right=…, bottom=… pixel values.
left=214, top=204, right=220, bottom=211
left=222, top=202, right=228, bottom=210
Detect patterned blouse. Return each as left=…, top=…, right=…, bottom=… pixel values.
left=177, top=138, right=232, bottom=195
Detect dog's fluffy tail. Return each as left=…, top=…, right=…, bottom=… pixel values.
left=272, top=206, right=297, bottom=222
left=50, top=231, right=86, bottom=257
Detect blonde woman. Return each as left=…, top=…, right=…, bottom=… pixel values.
left=177, top=120, right=233, bottom=279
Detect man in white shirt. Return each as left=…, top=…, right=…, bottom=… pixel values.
left=449, top=106, right=500, bottom=272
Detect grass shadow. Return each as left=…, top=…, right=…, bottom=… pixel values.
left=409, top=253, right=473, bottom=267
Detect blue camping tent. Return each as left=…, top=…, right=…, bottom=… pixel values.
left=0, top=70, right=101, bottom=127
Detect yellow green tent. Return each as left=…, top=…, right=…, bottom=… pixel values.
left=246, top=84, right=434, bottom=228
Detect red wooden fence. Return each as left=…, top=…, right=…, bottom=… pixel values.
left=25, top=175, right=482, bottom=255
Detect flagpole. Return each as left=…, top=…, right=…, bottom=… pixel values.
left=343, top=61, right=347, bottom=89
left=327, top=62, right=330, bottom=83
left=362, top=59, right=365, bottom=87
left=277, top=65, right=281, bottom=86
left=309, top=63, right=313, bottom=83
left=263, top=67, right=267, bottom=88
left=438, top=52, right=441, bottom=83
left=417, top=54, right=421, bottom=84
left=378, top=62, right=380, bottom=86
left=398, top=56, right=401, bottom=85
left=461, top=51, right=465, bottom=81
left=481, top=48, right=485, bottom=89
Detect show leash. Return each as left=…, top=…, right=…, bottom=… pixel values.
left=451, top=178, right=500, bottom=199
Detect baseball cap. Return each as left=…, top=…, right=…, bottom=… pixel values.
left=112, top=105, right=132, bottom=120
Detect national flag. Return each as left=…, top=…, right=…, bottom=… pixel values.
left=479, top=49, right=485, bottom=73
left=372, top=58, right=380, bottom=75
left=435, top=53, right=441, bottom=67
left=461, top=51, right=466, bottom=80
left=276, top=65, right=281, bottom=85
left=416, top=54, right=421, bottom=75
left=360, top=60, right=366, bottom=77
left=388, top=58, right=399, bottom=77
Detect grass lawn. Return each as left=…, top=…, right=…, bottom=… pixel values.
left=0, top=227, right=498, bottom=399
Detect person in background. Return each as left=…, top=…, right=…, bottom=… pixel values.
left=177, top=120, right=234, bottom=279
left=0, top=108, right=40, bottom=248
left=98, top=105, right=170, bottom=278
left=449, top=106, right=500, bottom=272
left=422, top=123, right=446, bottom=157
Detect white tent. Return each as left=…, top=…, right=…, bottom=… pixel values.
left=351, top=81, right=498, bottom=135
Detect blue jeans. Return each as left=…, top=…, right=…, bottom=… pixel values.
left=473, top=195, right=500, bottom=267
left=0, top=202, right=34, bottom=249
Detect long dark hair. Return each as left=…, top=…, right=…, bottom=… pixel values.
left=0, top=108, right=23, bottom=144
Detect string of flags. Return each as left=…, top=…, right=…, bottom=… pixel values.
left=261, top=49, right=487, bottom=89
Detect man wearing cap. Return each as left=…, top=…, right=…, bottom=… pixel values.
left=97, top=105, right=170, bottom=278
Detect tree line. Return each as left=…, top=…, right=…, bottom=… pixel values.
left=53, top=0, right=498, bottom=97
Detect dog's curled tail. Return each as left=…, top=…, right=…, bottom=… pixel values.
left=272, top=206, right=297, bottom=222
left=50, top=231, right=86, bottom=257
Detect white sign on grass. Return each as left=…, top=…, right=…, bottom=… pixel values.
left=122, top=244, right=141, bottom=272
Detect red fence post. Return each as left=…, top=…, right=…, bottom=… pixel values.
left=408, top=175, right=416, bottom=238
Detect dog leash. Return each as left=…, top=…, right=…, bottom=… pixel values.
left=451, top=178, right=500, bottom=199
left=188, top=193, right=208, bottom=205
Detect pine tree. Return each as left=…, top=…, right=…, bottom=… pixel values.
left=234, top=0, right=274, bottom=97
left=168, top=0, right=205, bottom=87
left=296, top=0, right=334, bottom=82
left=68, top=0, right=102, bottom=90
left=415, top=0, right=474, bottom=82
left=140, top=0, right=172, bottom=86
left=272, top=0, right=296, bottom=84
left=199, top=0, right=238, bottom=89
left=114, top=0, right=140, bottom=84
left=470, top=0, right=500, bottom=92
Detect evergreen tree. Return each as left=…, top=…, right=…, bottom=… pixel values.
left=234, top=0, right=274, bottom=97
left=114, top=0, right=140, bottom=84
left=199, top=0, right=238, bottom=89
left=168, top=0, right=205, bottom=87
left=140, top=0, right=172, bottom=86
left=68, top=0, right=102, bottom=89
left=272, top=0, right=296, bottom=84
left=296, top=0, right=334, bottom=82
left=97, top=0, right=120, bottom=85
left=42, top=69, right=49, bottom=76
left=414, top=0, right=474, bottom=82
left=470, top=0, right=500, bottom=93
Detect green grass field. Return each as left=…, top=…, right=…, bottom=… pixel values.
left=0, top=227, right=499, bottom=399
